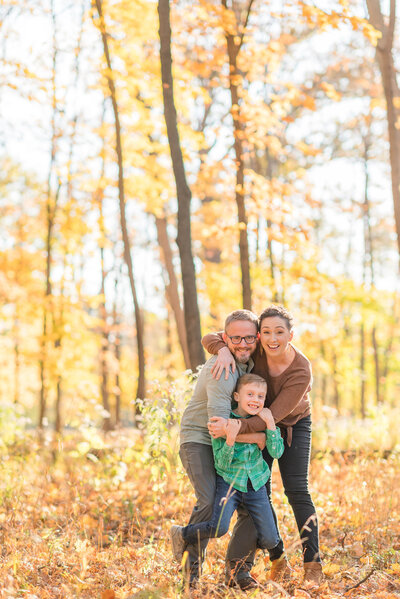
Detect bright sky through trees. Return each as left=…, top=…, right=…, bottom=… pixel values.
left=0, top=0, right=399, bottom=427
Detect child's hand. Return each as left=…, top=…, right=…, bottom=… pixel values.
left=225, top=419, right=241, bottom=446
left=258, top=408, right=276, bottom=430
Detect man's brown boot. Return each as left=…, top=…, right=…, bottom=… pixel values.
left=269, top=554, right=292, bottom=582
left=303, top=562, right=323, bottom=584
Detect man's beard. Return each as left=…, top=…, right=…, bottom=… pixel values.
left=232, top=348, right=252, bottom=363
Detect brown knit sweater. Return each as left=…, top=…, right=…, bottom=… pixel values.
left=202, top=333, right=312, bottom=443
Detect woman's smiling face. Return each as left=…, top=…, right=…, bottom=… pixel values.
left=259, top=316, right=293, bottom=357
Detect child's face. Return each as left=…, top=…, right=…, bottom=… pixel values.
left=234, top=383, right=267, bottom=417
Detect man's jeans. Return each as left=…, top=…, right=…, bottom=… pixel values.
left=179, top=442, right=216, bottom=577
left=182, top=474, right=280, bottom=550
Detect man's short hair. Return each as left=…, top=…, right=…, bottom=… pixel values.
left=224, top=309, right=258, bottom=331
left=235, top=373, right=267, bottom=394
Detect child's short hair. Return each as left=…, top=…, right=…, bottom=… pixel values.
left=235, top=373, right=267, bottom=394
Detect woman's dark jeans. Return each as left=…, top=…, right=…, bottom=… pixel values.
left=226, top=415, right=320, bottom=574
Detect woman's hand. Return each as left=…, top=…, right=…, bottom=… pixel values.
left=210, top=347, right=235, bottom=380
left=208, top=416, right=228, bottom=438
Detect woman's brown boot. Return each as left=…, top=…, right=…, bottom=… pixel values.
left=303, top=562, right=323, bottom=584
left=269, top=554, right=292, bottom=582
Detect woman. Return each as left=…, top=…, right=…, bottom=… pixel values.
left=203, top=304, right=322, bottom=584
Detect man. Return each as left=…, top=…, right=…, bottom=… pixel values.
left=179, top=309, right=266, bottom=589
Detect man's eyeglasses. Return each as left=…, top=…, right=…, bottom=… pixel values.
left=228, top=335, right=257, bottom=345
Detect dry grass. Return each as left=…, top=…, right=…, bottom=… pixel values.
left=0, top=431, right=399, bottom=599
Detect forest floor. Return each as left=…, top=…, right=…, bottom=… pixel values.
left=0, top=430, right=400, bottom=599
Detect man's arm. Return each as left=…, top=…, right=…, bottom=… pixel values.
left=206, top=360, right=237, bottom=421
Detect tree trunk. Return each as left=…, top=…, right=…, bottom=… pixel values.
left=95, top=103, right=113, bottom=431
left=13, top=312, right=20, bottom=405
left=114, top=336, right=122, bottom=426
left=39, top=0, right=59, bottom=428
left=253, top=149, right=279, bottom=302
left=362, top=130, right=381, bottom=406
left=332, top=349, right=340, bottom=412
left=366, top=0, right=400, bottom=255
left=155, top=215, right=191, bottom=369
left=222, top=0, right=254, bottom=310
left=94, top=0, right=145, bottom=401
left=158, top=0, right=205, bottom=369
left=382, top=292, right=398, bottom=404
left=266, top=218, right=280, bottom=302
left=54, top=374, right=62, bottom=433
left=371, top=327, right=381, bottom=404
left=319, top=340, right=327, bottom=408
left=53, top=9, right=85, bottom=435
left=100, top=243, right=112, bottom=432
left=360, top=321, right=366, bottom=418
left=112, top=266, right=122, bottom=427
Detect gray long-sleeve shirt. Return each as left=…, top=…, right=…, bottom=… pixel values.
left=180, top=355, right=254, bottom=446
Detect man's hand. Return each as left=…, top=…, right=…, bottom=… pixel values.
left=225, top=419, right=241, bottom=446
left=208, top=416, right=229, bottom=438
left=210, top=347, right=236, bottom=380
left=258, top=408, right=276, bottom=430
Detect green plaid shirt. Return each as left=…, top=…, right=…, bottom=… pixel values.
left=212, top=412, right=284, bottom=492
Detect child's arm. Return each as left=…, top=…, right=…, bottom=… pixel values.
left=211, top=419, right=241, bottom=471
left=265, top=428, right=284, bottom=459
left=258, top=407, right=284, bottom=458
left=225, top=419, right=241, bottom=446
left=258, top=407, right=276, bottom=430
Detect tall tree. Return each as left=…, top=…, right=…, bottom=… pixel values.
left=361, top=124, right=382, bottom=406
left=222, top=0, right=254, bottom=310
left=366, top=0, right=400, bottom=256
left=39, top=0, right=59, bottom=429
left=112, top=264, right=123, bottom=427
left=93, top=0, right=146, bottom=400
left=155, top=214, right=191, bottom=369
left=158, top=0, right=205, bottom=369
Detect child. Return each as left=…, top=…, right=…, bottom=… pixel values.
left=170, top=373, right=285, bottom=572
